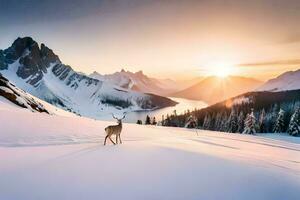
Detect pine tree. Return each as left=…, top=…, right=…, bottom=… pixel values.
left=287, top=108, right=300, bottom=136
left=185, top=115, right=197, bottom=128
left=220, top=112, right=228, bottom=132
left=237, top=111, right=245, bottom=133
left=173, top=110, right=177, bottom=116
left=145, top=115, right=151, bottom=125
left=202, top=114, right=211, bottom=130
left=202, top=114, right=208, bottom=129
left=273, top=109, right=285, bottom=133
left=258, top=109, right=266, bottom=133
left=214, top=112, right=222, bottom=131
left=161, top=115, right=165, bottom=126
left=165, top=114, right=170, bottom=126
left=227, top=109, right=238, bottom=133
left=207, top=113, right=214, bottom=130
left=136, top=120, right=143, bottom=125
left=267, top=104, right=279, bottom=132
left=243, top=109, right=256, bottom=134
left=152, top=117, right=157, bottom=125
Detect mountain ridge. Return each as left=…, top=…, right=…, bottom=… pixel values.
left=257, top=69, right=300, bottom=92
left=90, top=69, right=193, bottom=96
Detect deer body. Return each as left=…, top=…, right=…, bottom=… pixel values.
left=104, top=113, right=125, bottom=145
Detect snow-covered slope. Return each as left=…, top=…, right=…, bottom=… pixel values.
left=258, top=69, right=300, bottom=92
left=0, top=101, right=299, bottom=200
left=0, top=37, right=176, bottom=118
left=90, top=69, right=182, bottom=96
left=0, top=73, right=49, bottom=113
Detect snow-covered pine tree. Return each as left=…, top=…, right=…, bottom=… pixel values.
left=220, top=112, right=228, bottom=132
left=237, top=111, right=245, bottom=133
left=202, top=114, right=211, bottom=130
left=227, top=109, right=238, bottom=133
left=273, top=109, right=285, bottom=133
left=287, top=107, right=300, bottom=136
left=202, top=114, right=207, bottom=129
left=243, top=109, right=256, bottom=134
left=214, top=112, right=222, bottom=131
left=185, top=115, right=198, bottom=128
left=266, top=104, right=279, bottom=132
left=208, top=113, right=216, bottom=130
left=258, top=109, right=266, bottom=133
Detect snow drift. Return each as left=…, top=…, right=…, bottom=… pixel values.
left=0, top=98, right=299, bottom=200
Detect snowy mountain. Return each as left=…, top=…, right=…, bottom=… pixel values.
left=0, top=73, right=49, bottom=113
left=257, top=69, right=300, bottom=92
left=0, top=37, right=177, bottom=118
left=90, top=69, right=187, bottom=96
left=172, top=76, right=263, bottom=104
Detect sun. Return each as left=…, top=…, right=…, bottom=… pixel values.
left=209, top=62, right=235, bottom=78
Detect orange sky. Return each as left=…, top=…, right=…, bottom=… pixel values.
left=2, top=0, right=300, bottom=81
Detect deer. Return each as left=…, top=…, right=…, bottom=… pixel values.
left=104, top=113, right=126, bottom=145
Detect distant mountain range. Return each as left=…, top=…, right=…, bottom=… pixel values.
left=2, top=37, right=300, bottom=120
left=0, top=37, right=177, bottom=118
left=172, top=76, right=263, bottom=104
left=257, top=69, right=300, bottom=92
left=90, top=69, right=188, bottom=96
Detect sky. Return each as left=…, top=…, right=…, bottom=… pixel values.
left=1, top=0, right=300, bottom=80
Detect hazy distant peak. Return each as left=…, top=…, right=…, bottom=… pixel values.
left=135, top=70, right=144, bottom=75
left=172, top=75, right=263, bottom=104
left=258, top=68, right=300, bottom=92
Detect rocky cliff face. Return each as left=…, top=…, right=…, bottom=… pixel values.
left=0, top=37, right=177, bottom=118
left=0, top=73, right=49, bottom=113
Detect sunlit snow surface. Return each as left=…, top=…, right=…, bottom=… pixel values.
left=0, top=98, right=299, bottom=200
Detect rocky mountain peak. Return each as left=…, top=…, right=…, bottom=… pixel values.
left=4, top=37, right=60, bottom=65
left=4, top=37, right=37, bottom=63
left=1, top=37, right=61, bottom=84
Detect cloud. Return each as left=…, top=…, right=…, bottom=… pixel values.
left=279, top=33, right=300, bottom=44
left=238, top=59, right=300, bottom=67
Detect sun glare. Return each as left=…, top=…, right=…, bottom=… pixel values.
left=208, top=62, right=235, bottom=78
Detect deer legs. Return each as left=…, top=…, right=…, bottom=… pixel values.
left=109, top=136, right=116, bottom=145
left=115, top=135, right=122, bottom=144
left=104, top=135, right=107, bottom=145
left=104, top=135, right=116, bottom=145
left=119, top=135, right=122, bottom=144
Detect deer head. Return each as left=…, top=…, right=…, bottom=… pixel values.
left=112, top=112, right=126, bottom=125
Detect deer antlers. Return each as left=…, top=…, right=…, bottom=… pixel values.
left=111, top=112, right=126, bottom=120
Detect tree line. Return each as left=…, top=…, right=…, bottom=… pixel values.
left=136, top=115, right=157, bottom=125
left=160, top=102, right=300, bottom=137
